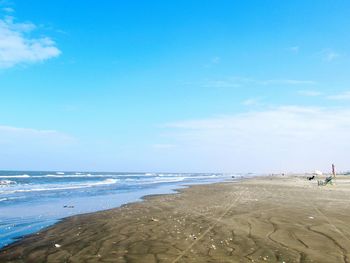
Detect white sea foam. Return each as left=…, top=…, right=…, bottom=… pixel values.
left=139, top=178, right=187, bottom=185
left=10, top=173, right=136, bottom=179
left=0, top=180, right=16, bottom=186
left=0, top=179, right=119, bottom=194
left=45, top=174, right=85, bottom=178
left=93, top=178, right=118, bottom=185
left=0, top=175, right=30, bottom=178
left=157, top=173, right=185, bottom=177
left=123, top=175, right=227, bottom=185
left=36, top=174, right=102, bottom=178
left=0, top=196, right=24, bottom=202
left=125, top=177, right=187, bottom=185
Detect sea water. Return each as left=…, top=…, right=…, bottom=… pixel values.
left=0, top=171, right=243, bottom=248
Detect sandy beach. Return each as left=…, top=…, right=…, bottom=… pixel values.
left=1, top=175, right=350, bottom=263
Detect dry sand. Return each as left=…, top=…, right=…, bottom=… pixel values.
left=1, top=175, right=350, bottom=263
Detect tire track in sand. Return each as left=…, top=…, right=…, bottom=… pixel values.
left=302, top=192, right=350, bottom=263
left=170, top=188, right=246, bottom=263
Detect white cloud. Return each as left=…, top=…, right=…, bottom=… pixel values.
left=321, top=49, right=340, bottom=62
left=299, top=90, right=350, bottom=101
left=298, top=90, right=323, bottom=97
left=203, top=79, right=241, bottom=88
left=203, top=56, right=221, bottom=68
left=0, top=15, right=61, bottom=68
left=242, top=98, right=261, bottom=106
left=203, top=77, right=316, bottom=88
left=0, top=125, right=74, bottom=146
left=211, top=56, right=220, bottom=64
left=162, top=106, right=350, bottom=172
left=2, top=7, right=14, bottom=13
left=327, top=91, right=350, bottom=100
left=152, top=144, right=176, bottom=149
left=0, top=125, right=76, bottom=170
left=260, top=79, right=316, bottom=85
left=288, top=46, right=299, bottom=53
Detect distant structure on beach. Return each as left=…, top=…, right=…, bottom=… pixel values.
left=314, top=170, right=323, bottom=176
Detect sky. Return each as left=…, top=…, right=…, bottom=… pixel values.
left=0, top=0, right=350, bottom=173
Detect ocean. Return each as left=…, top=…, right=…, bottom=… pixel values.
left=0, top=171, right=243, bottom=248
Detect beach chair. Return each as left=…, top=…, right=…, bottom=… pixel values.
left=317, top=176, right=333, bottom=186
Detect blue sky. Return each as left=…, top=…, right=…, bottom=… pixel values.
left=1, top=0, right=350, bottom=173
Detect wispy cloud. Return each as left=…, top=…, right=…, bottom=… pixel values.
left=0, top=125, right=76, bottom=170
left=321, top=49, right=340, bottom=62
left=2, top=7, right=13, bottom=13
left=203, top=79, right=241, bottom=88
left=152, top=144, right=176, bottom=149
left=298, top=90, right=323, bottom=97
left=0, top=125, right=74, bottom=146
left=242, top=98, right=262, bottom=106
left=0, top=14, right=61, bottom=68
left=288, top=46, right=299, bottom=54
left=211, top=56, right=220, bottom=64
left=298, top=90, right=350, bottom=101
left=162, top=106, right=350, bottom=172
left=203, top=56, right=221, bottom=68
left=203, top=77, right=316, bottom=88
left=261, top=79, right=316, bottom=85
left=327, top=91, right=350, bottom=100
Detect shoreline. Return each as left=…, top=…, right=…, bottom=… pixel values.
left=1, top=175, right=350, bottom=262
left=0, top=174, right=238, bottom=249
left=0, top=179, right=240, bottom=251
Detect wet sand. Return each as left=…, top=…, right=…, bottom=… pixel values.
left=1, top=175, right=350, bottom=263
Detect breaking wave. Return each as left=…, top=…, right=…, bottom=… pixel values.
left=0, top=180, right=16, bottom=186
left=0, top=178, right=119, bottom=194
left=0, top=175, right=30, bottom=179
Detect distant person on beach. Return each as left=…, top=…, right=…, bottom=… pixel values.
left=332, top=164, right=336, bottom=177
